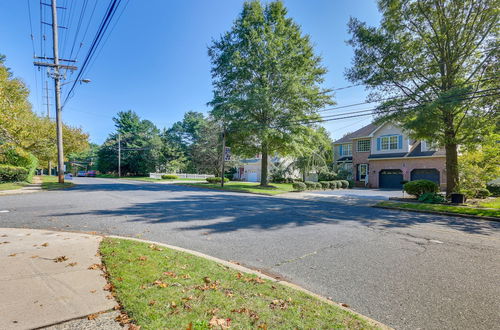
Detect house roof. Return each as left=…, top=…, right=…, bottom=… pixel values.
left=337, top=156, right=353, bottom=162
left=368, top=152, right=408, bottom=159
left=333, top=123, right=378, bottom=144
left=407, top=142, right=445, bottom=157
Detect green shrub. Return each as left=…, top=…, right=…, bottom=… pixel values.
left=318, top=171, right=336, bottom=181
left=347, top=180, right=355, bottom=188
left=0, top=144, right=38, bottom=183
left=475, top=188, right=491, bottom=199
left=340, top=180, right=349, bottom=189
left=304, top=181, right=315, bottom=189
left=335, top=180, right=343, bottom=189
left=314, top=182, right=322, bottom=189
left=161, top=174, right=178, bottom=180
left=404, top=180, right=438, bottom=197
left=418, top=192, right=446, bottom=204
left=0, top=165, right=29, bottom=183
left=206, top=177, right=229, bottom=183
left=319, top=181, right=329, bottom=189
left=486, top=182, right=500, bottom=197
left=292, top=182, right=307, bottom=191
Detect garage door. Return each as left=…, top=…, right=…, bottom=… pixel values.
left=379, top=169, right=403, bottom=189
left=411, top=169, right=440, bottom=185
left=247, top=172, right=258, bottom=182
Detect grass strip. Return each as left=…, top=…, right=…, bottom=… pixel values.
left=478, top=197, right=500, bottom=209
left=376, top=201, right=500, bottom=218
left=178, top=182, right=294, bottom=195
left=96, top=175, right=205, bottom=182
left=0, top=182, right=27, bottom=191
left=100, top=238, right=377, bottom=329
left=41, top=175, right=74, bottom=190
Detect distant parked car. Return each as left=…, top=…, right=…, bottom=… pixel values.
left=77, top=171, right=87, bottom=177
left=86, top=170, right=96, bottom=177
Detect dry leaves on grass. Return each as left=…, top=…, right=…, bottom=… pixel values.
left=103, top=283, right=114, bottom=291
left=53, top=256, right=68, bottom=263
left=148, top=244, right=162, bottom=251
left=128, top=324, right=141, bottom=330
left=138, top=256, right=148, bottom=261
left=153, top=280, right=168, bottom=288
left=269, top=299, right=289, bottom=310
left=115, top=313, right=131, bottom=325
left=209, top=316, right=231, bottom=329
left=236, top=272, right=265, bottom=284
left=231, top=308, right=259, bottom=321
left=163, top=271, right=177, bottom=278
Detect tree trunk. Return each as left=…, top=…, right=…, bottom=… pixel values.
left=260, top=144, right=268, bottom=186
left=445, top=142, right=459, bottom=195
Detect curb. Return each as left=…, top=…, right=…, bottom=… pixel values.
left=107, top=235, right=392, bottom=330
left=373, top=205, right=499, bottom=222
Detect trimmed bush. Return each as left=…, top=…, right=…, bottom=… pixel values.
left=0, top=144, right=38, bottom=183
left=403, top=180, right=438, bottom=197
left=292, top=182, right=307, bottom=191
left=347, top=180, right=355, bottom=188
left=328, top=181, right=337, bottom=189
left=206, top=177, right=229, bottom=183
left=340, top=180, right=349, bottom=189
left=475, top=188, right=491, bottom=199
left=304, top=181, right=315, bottom=189
left=318, top=171, right=336, bottom=181
left=486, top=182, right=500, bottom=197
left=0, top=165, right=29, bottom=183
left=314, top=182, right=322, bottom=189
left=335, top=180, right=343, bottom=189
left=319, top=181, right=329, bottom=189
left=161, top=174, right=179, bottom=180
left=418, top=192, right=446, bottom=204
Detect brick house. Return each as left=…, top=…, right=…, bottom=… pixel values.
left=333, top=122, right=446, bottom=190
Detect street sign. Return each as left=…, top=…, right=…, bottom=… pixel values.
left=224, top=147, right=231, bottom=161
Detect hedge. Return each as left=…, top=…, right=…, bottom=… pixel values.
left=161, top=174, right=178, bottom=180
left=486, top=182, right=500, bottom=197
left=319, top=181, right=329, bottom=189
left=403, top=180, right=438, bottom=197
left=0, top=165, right=29, bottom=183
left=206, top=177, right=229, bottom=183
left=292, top=182, right=306, bottom=191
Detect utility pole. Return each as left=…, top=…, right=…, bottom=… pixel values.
left=33, top=0, right=78, bottom=183
left=118, top=133, right=121, bottom=178
left=45, top=80, right=51, bottom=175
left=220, top=128, right=226, bottom=188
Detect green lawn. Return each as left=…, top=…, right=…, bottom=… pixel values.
left=0, top=182, right=27, bottom=191
left=96, top=175, right=205, bottom=182
left=178, top=182, right=295, bottom=195
left=376, top=201, right=500, bottom=218
left=41, top=175, right=74, bottom=190
left=478, top=197, right=500, bottom=209
left=100, top=238, right=378, bottom=330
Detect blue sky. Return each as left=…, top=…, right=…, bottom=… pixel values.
left=0, top=0, right=381, bottom=144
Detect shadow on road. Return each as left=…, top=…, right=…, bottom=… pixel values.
left=52, top=181, right=500, bottom=236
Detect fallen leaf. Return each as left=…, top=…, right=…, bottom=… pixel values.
left=203, top=276, right=211, bottom=283
left=209, top=316, right=231, bottom=329
left=181, top=274, right=191, bottom=279
left=269, top=299, right=288, bottom=310
left=113, top=304, right=121, bottom=310
left=186, top=322, right=193, bottom=330
left=138, top=256, right=148, bottom=261
left=103, top=283, right=113, bottom=291
left=41, top=242, right=49, bottom=247
left=153, top=280, right=168, bottom=288
left=207, top=308, right=220, bottom=315
left=88, top=264, right=102, bottom=270
left=115, top=313, right=130, bottom=325
left=183, top=303, right=192, bottom=310
left=170, top=301, right=177, bottom=309
left=148, top=244, right=162, bottom=251
left=90, top=290, right=97, bottom=293
left=8, top=253, right=17, bottom=257
left=87, top=314, right=99, bottom=320
left=66, top=262, right=78, bottom=267
left=128, top=324, right=141, bottom=330
left=106, top=294, right=114, bottom=300
left=163, top=271, right=177, bottom=278
left=148, top=300, right=157, bottom=306
left=30, top=255, right=39, bottom=259
left=340, top=303, right=350, bottom=308
left=53, top=256, right=68, bottom=263
left=257, top=323, right=268, bottom=329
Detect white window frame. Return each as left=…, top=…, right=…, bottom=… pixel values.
left=358, top=164, right=368, bottom=181
left=357, top=139, right=370, bottom=152
left=341, top=143, right=352, bottom=156
left=381, top=135, right=399, bottom=151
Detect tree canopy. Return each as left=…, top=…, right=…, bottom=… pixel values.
left=208, top=0, right=333, bottom=185
left=346, top=0, right=499, bottom=193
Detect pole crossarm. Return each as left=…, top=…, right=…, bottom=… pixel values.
left=34, top=61, right=78, bottom=71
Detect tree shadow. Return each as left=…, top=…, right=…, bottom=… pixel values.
left=52, top=181, right=499, bottom=236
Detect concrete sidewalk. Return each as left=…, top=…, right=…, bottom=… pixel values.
left=0, top=177, right=42, bottom=196
left=0, top=228, right=120, bottom=330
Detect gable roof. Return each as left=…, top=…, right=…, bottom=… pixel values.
left=333, top=123, right=378, bottom=144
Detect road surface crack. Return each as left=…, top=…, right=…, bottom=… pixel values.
left=272, top=243, right=344, bottom=268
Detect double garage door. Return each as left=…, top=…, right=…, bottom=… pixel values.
left=379, top=168, right=440, bottom=189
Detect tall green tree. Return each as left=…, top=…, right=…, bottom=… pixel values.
left=346, top=0, right=499, bottom=194
left=208, top=0, right=333, bottom=186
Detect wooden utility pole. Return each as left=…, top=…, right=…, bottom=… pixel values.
left=118, top=133, right=121, bottom=178
left=45, top=80, right=51, bottom=175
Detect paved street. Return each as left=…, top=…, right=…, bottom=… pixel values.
left=1, top=178, right=499, bottom=330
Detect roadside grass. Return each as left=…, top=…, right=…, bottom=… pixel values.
left=376, top=201, right=500, bottom=218
left=478, top=197, right=500, bottom=209
left=41, top=175, right=74, bottom=190
left=0, top=182, right=27, bottom=191
left=95, top=175, right=205, bottom=182
left=100, top=238, right=377, bottom=330
left=178, top=182, right=294, bottom=195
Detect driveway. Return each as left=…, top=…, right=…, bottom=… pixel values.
left=0, top=177, right=499, bottom=330
left=308, top=188, right=404, bottom=200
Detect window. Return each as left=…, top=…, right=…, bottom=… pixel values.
left=357, top=139, right=370, bottom=152
left=340, top=143, right=352, bottom=156
left=380, top=135, right=399, bottom=150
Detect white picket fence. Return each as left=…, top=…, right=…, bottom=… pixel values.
left=149, top=173, right=215, bottom=180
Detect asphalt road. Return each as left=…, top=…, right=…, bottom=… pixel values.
left=1, top=178, right=499, bottom=330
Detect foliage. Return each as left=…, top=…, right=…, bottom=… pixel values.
left=418, top=192, right=446, bottom=204
left=340, top=180, right=349, bottom=189
left=458, top=134, right=500, bottom=198
left=206, top=177, right=229, bottom=183
left=487, top=182, right=500, bottom=197
left=0, top=143, right=38, bottom=182
left=304, top=181, right=316, bottom=189
left=479, top=197, right=500, bottom=209
left=377, top=201, right=500, bottom=218
left=292, top=182, right=306, bottom=191
left=98, top=111, right=162, bottom=176
left=67, top=143, right=99, bottom=173
left=404, top=180, right=438, bottom=197
left=0, top=165, right=28, bottom=182
left=475, top=188, right=491, bottom=199
left=209, top=1, right=333, bottom=186
left=161, top=174, right=178, bottom=180
left=318, top=171, right=336, bottom=182
left=346, top=0, right=499, bottom=194
left=319, top=181, right=329, bottom=189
